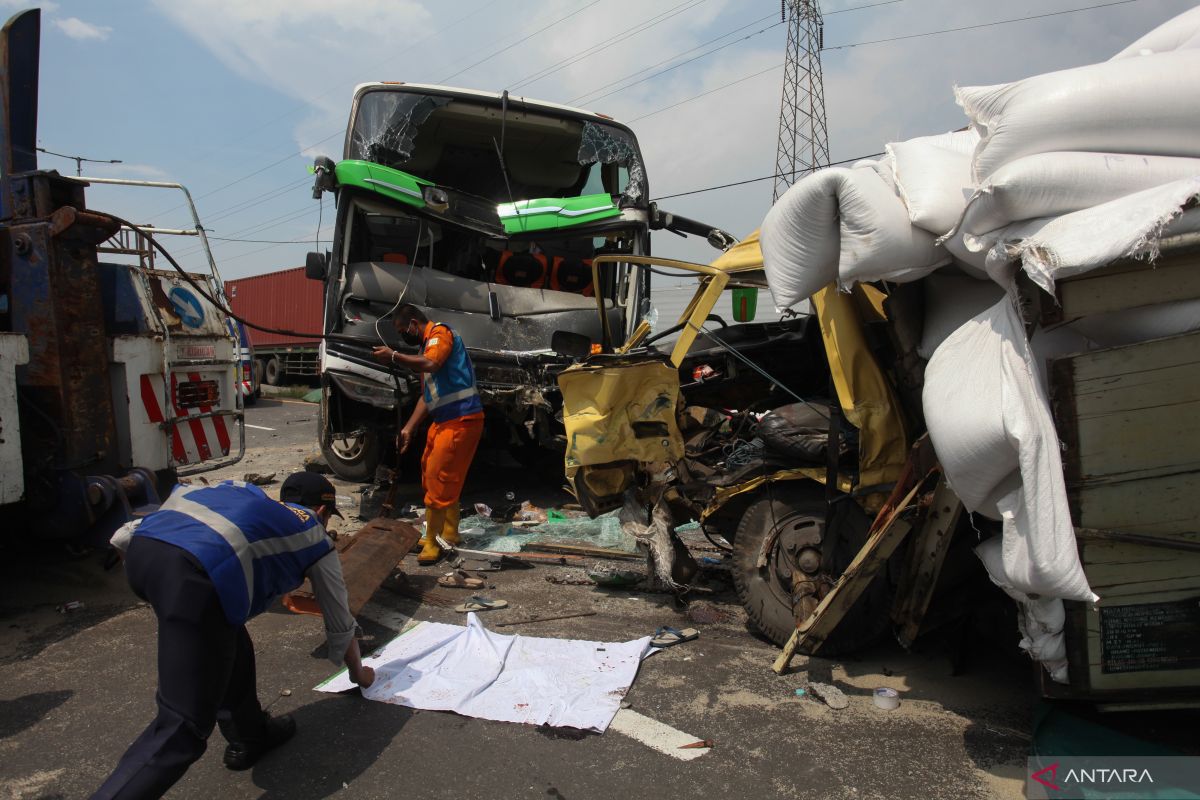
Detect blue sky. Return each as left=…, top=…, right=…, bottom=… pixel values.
left=19, top=0, right=1198, bottom=280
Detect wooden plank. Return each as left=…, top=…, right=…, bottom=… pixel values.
left=521, top=542, right=644, bottom=561
left=1051, top=330, right=1200, bottom=538
left=891, top=478, right=963, bottom=647
left=1045, top=248, right=1200, bottom=324
left=284, top=520, right=420, bottom=617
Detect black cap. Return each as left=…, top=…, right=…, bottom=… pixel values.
left=280, top=472, right=344, bottom=518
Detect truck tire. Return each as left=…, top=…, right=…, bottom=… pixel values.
left=318, top=402, right=381, bottom=483
left=264, top=357, right=283, bottom=386
left=730, top=482, right=892, bottom=656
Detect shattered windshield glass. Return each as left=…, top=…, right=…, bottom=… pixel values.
left=346, top=90, right=649, bottom=207
left=347, top=93, right=450, bottom=167
left=578, top=122, right=647, bottom=204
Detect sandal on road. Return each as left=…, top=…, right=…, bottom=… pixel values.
left=455, top=596, right=509, bottom=613
left=650, top=627, right=699, bottom=648
left=438, top=570, right=485, bottom=590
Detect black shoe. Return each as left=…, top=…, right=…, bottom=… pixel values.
left=222, top=714, right=296, bottom=771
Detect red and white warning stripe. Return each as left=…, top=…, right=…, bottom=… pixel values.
left=139, top=372, right=232, bottom=466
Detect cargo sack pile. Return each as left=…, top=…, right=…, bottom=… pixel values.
left=759, top=6, right=1200, bottom=682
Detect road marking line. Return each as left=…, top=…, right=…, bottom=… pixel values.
left=607, top=709, right=709, bottom=760
left=360, top=601, right=411, bottom=633
left=244, top=424, right=276, bottom=431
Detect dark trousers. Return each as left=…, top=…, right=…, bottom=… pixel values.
left=92, top=537, right=268, bottom=800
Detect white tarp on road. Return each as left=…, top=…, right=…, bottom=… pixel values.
left=315, top=614, right=652, bottom=732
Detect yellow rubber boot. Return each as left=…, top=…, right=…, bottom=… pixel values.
left=441, top=504, right=461, bottom=547
left=418, top=507, right=446, bottom=565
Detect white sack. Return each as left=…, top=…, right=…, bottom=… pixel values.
left=836, top=166, right=949, bottom=289
left=887, top=129, right=979, bottom=235
left=923, top=292, right=1097, bottom=604
left=992, top=177, right=1200, bottom=294
left=940, top=230, right=991, bottom=278
left=975, top=536, right=1069, bottom=683
left=761, top=167, right=947, bottom=308
left=959, top=152, right=1200, bottom=237
left=1111, top=5, right=1200, bottom=59
left=853, top=153, right=896, bottom=192
left=956, top=50, right=1200, bottom=183
left=918, top=273, right=1005, bottom=359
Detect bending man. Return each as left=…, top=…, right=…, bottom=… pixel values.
left=93, top=472, right=374, bottom=800
left=373, top=304, right=484, bottom=564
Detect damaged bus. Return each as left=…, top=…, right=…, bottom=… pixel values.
left=307, top=83, right=726, bottom=480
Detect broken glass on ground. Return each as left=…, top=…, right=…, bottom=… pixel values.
left=458, top=508, right=640, bottom=555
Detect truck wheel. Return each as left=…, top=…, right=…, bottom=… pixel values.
left=731, top=482, right=892, bottom=656
left=318, top=403, right=381, bottom=482
left=264, top=357, right=283, bottom=386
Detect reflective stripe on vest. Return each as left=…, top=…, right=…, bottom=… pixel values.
left=132, top=481, right=333, bottom=625
left=422, top=324, right=483, bottom=423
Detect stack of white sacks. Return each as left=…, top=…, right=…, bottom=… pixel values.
left=760, top=7, right=1200, bottom=682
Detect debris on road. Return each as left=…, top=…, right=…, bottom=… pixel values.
left=437, top=570, right=485, bottom=590
left=650, top=627, right=699, bottom=648
left=679, top=739, right=714, bottom=749
left=302, top=453, right=332, bottom=474
left=243, top=472, right=277, bottom=486
left=454, top=596, right=509, bottom=613
left=807, top=682, right=849, bottom=710
left=494, top=611, right=597, bottom=628
left=873, top=687, right=900, bottom=710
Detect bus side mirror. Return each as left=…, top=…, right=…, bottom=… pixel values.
left=732, top=287, right=758, bottom=322
left=305, top=251, right=327, bottom=281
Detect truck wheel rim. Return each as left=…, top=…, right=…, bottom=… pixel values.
left=330, top=434, right=365, bottom=461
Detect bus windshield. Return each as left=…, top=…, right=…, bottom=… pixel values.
left=345, top=88, right=647, bottom=207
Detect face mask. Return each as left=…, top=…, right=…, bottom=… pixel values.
left=400, top=325, right=421, bottom=347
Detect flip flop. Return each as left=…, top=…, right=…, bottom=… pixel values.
left=650, top=626, right=700, bottom=647
left=454, top=596, right=509, bottom=613
left=438, top=570, right=485, bottom=590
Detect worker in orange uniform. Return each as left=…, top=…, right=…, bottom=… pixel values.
left=372, top=304, right=484, bottom=564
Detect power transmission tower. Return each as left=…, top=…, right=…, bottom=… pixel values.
left=772, top=0, right=830, bottom=202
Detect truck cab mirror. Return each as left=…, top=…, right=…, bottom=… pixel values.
left=305, top=251, right=328, bottom=281
left=732, top=287, right=758, bottom=322
left=551, top=330, right=593, bottom=360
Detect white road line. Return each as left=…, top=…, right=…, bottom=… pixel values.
left=244, top=424, right=275, bottom=431
left=359, top=601, right=411, bottom=633
left=607, top=708, right=709, bottom=760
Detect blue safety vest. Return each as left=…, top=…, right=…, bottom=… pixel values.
left=131, top=481, right=334, bottom=625
left=422, top=323, right=483, bottom=423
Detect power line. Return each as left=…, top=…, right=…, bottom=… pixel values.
left=37, top=146, right=121, bottom=177
left=822, top=0, right=1144, bottom=50
left=208, top=235, right=331, bottom=245
left=509, top=0, right=707, bottom=91
left=440, top=0, right=607, bottom=82
left=629, top=62, right=782, bottom=122
left=584, top=19, right=784, bottom=107
left=650, top=152, right=885, bottom=200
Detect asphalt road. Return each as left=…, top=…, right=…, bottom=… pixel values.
left=1, top=398, right=1042, bottom=800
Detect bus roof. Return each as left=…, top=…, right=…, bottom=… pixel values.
left=350, top=82, right=623, bottom=126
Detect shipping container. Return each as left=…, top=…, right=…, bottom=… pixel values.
left=225, top=267, right=324, bottom=385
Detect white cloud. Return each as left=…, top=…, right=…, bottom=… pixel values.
left=53, top=16, right=111, bottom=41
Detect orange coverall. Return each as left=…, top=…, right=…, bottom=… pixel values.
left=418, top=322, right=484, bottom=515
